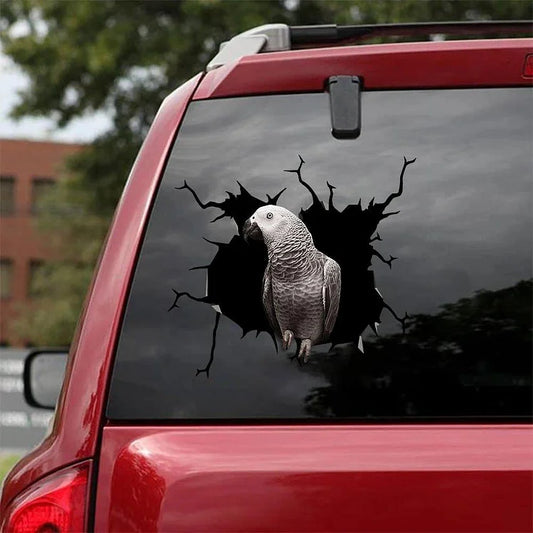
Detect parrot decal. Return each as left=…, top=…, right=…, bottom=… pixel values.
left=243, top=205, right=341, bottom=362
left=169, top=155, right=416, bottom=376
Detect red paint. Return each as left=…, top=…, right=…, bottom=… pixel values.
left=194, top=39, right=533, bottom=99
left=0, top=73, right=203, bottom=511
left=524, top=53, right=533, bottom=77
left=2, top=35, right=532, bottom=532
left=94, top=425, right=533, bottom=532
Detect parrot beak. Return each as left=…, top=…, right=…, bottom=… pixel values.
left=242, top=218, right=263, bottom=243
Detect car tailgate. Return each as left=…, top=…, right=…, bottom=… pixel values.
left=93, top=424, right=532, bottom=532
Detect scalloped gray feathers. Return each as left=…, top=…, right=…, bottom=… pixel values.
left=249, top=205, right=342, bottom=361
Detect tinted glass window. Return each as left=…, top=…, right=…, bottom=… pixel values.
left=0, top=176, right=15, bottom=216
left=31, top=177, right=55, bottom=214
left=28, top=259, right=45, bottom=298
left=107, top=89, right=532, bottom=420
left=0, top=259, right=13, bottom=300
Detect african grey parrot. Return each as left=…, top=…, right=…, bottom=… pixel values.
left=243, top=205, right=341, bottom=362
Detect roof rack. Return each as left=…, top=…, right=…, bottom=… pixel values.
left=207, top=20, right=532, bottom=71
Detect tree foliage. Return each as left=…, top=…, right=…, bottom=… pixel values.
left=1, top=0, right=531, bottom=344
left=304, top=280, right=532, bottom=418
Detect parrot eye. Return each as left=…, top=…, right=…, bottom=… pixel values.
left=266, top=212, right=273, bottom=220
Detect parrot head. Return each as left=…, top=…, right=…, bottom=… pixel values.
left=243, top=205, right=305, bottom=244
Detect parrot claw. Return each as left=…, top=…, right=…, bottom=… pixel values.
left=282, top=330, right=294, bottom=350
left=298, top=339, right=312, bottom=363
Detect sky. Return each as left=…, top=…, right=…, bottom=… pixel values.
left=0, top=50, right=111, bottom=143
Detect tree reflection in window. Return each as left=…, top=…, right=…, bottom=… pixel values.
left=304, top=279, right=532, bottom=418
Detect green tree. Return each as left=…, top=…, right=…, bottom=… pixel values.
left=1, top=0, right=531, bottom=345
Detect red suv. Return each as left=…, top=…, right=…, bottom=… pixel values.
left=2, top=22, right=532, bottom=532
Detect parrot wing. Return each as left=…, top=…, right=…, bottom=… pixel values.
left=262, top=264, right=280, bottom=336
left=323, top=257, right=341, bottom=340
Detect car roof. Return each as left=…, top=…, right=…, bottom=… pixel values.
left=206, top=21, right=532, bottom=71
left=195, top=38, right=532, bottom=100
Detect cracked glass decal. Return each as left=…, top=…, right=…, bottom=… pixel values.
left=170, top=156, right=415, bottom=375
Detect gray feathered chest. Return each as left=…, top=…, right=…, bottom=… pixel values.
left=261, top=216, right=341, bottom=346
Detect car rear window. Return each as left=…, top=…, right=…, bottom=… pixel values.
left=107, top=88, right=532, bottom=421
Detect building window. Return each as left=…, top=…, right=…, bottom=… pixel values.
left=28, top=260, right=45, bottom=298
left=0, top=176, right=16, bottom=216
left=31, top=177, right=55, bottom=214
left=0, top=259, right=13, bottom=299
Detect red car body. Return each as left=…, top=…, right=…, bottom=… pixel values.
left=1, top=35, right=532, bottom=532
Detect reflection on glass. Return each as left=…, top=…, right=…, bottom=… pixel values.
left=304, top=279, right=532, bottom=418
left=108, top=88, right=532, bottom=420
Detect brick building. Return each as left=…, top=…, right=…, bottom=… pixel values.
left=0, top=139, right=83, bottom=346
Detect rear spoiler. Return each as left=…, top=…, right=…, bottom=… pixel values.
left=207, top=20, right=533, bottom=71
